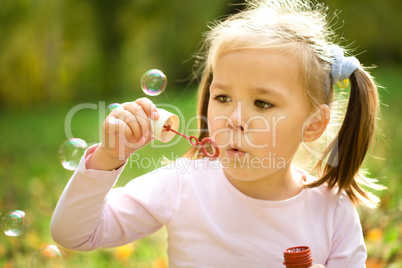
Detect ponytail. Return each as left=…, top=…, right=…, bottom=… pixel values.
left=307, top=67, right=384, bottom=208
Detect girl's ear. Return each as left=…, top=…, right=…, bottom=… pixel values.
left=302, top=104, right=330, bottom=143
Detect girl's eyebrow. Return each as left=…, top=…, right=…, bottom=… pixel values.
left=210, top=82, right=230, bottom=91
left=210, top=82, right=286, bottom=100
left=254, top=87, right=286, bottom=100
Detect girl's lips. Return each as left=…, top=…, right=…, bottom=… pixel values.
left=226, top=148, right=247, bottom=158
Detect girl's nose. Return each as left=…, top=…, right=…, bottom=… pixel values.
left=226, top=102, right=246, bottom=132
left=228, top=124, right=244, bottom=131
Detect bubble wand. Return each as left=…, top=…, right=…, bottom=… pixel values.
left=148, top=108, right=219, bottom=159
left=162, top=124, right=220, bottom=158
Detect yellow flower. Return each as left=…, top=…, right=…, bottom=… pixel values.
left=114, top=243, right=136, bottom=261
left=154, top=257, right=167, bottom=268
left=366, top=228, right=383, bottom=242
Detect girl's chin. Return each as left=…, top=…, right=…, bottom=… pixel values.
left=221, top=165, right=275, bottom=182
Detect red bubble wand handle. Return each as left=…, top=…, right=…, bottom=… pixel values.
left=163, top=125, right=220, bottom=158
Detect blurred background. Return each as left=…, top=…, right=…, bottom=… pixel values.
left=0, top=0, right=401, bottom=267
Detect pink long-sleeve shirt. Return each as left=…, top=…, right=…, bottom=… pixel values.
left=51, top=146, right=366, bottom=267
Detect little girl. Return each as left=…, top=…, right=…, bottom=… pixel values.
left=51, top=0, right=382, bottom=267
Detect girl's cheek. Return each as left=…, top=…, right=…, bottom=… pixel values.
left=210, top=127, right=230, bottom=145
left=246, top=133, right=272, bottom=149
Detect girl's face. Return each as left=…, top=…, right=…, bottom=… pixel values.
left=208, top=49, right=312, bottom=182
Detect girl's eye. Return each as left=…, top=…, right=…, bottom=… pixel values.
left=255, top=100, right=274, bottom=109
left=214, top=95, right=232, bottom=103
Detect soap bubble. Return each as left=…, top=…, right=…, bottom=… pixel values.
left=1, top=210, right=26, bottom=236
left=105, top=103, right=121, bottom=117
left=58, top=138, right=88, bottom=171
left=140, top=69, right=167, bottom=96
left=31, top=244, right=65, bottom=268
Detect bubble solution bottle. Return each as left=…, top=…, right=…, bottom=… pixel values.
left=283, top=246, right=313, bottom=268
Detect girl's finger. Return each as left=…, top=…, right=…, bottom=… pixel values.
left=134, top=97, right=159, bottom=120
left=115, top=109, right=143, bottom=142
left=102, top=116, right=146, bottom=159
left=104, top=116, right=134, bottom=140
left=121, top=102, right=153, bottom=141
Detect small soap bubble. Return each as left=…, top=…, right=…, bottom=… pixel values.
left=58, top=138, right=88, bottom=171
left=31, top=244, right=65, bottom=268
left=1, top=210, right=26, bottom=236
left=141, top=69, right=167, bottom=96
left=105, top=103, right=121, bottom=117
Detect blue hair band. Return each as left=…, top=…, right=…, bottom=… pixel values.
left=329, top=45, right=360, bottom=85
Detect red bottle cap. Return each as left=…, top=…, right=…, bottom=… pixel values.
left=283, top=246, right=313, bottom=268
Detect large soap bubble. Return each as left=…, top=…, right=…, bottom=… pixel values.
left=58, top=138, right=88, bottom=171
left=140, top=69, right=167, bottom=96
left=1, top=210, right=26, bottom=236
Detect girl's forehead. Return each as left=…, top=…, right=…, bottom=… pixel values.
left=212, top=49, right=302, bottom=85
left=213, top=48, right=302, bottom=72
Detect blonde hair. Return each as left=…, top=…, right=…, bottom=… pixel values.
left=184, top=0, right=383, bottom=208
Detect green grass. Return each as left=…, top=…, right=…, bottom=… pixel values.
left=0, top=65, right=401, bottom=267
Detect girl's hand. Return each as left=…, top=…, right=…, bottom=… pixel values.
left=87, top=98, right=159, bottom=171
